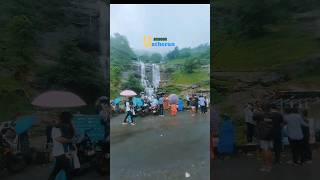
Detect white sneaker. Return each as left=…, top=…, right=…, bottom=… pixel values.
left=122, top=122, right=128, bottom=125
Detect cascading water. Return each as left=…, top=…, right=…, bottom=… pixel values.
left=152, top=64, right=160, bottom=89
left=139, top=59, right=160, bottom=98
left=140, top=60, right=147, bottom=88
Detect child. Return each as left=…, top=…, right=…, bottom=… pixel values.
left=170, top=103, right=178, bottom=116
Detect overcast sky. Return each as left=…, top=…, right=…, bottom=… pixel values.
left=110, top=4, right=210, bottom=55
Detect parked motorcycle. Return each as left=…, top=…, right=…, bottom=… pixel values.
left=135, top=104, right=150, bottom=117
left=0, top=122, right=27, bottom=172
left=73, top=129, right=96, bottom=175
left=150, top=105, right=159, bottom=115
left=95, top=139, right=109, bottom=175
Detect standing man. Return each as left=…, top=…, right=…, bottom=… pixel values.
left=269, top=105, right=284, bottom=164
left=254, top=105, right=274, bottom=172
left=195, top=95, right=199, bottom=113
left=159, top=95, right=164, bottom=116
left=244, top=103, right=255, bottom=144
left=284, top=107, right=307, bottom=165
left=186, top=94, right=190, bottom=109
left=199, top=96, right=206, bottom=114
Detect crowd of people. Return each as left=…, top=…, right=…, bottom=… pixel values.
left=119, top=93, right=210, bottom=126
left=211, top=101, right=317, bottom=173
left=244, top=103, right=315, bottom=172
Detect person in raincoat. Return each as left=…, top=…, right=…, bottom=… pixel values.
left=170, top=103, right=178, bottom=116
left=164, top=95, right=170, bottom=110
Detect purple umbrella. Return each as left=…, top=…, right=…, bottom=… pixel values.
left=169, top=94, right=178, bottom=104
left=31, top=91, right=86, bottom=108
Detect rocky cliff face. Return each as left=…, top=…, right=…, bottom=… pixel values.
left=36, top=0, right=108, bottom=79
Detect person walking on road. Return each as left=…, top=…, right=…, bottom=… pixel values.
left=48, top=112, right=74, bottom=180
left=123, top=98, right=135, bottom=125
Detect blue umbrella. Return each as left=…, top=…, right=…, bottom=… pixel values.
left=114, top=97, right=123, bottom=105
left=133, top=97, right=143, bottom=107
left=15, top=116, right=37, bottom=135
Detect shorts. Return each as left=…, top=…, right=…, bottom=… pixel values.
left=260, top=140, right=273, bottom=150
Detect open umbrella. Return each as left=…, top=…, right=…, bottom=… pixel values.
left=31, top=91, right=86, bottom=108
left=15, top=116, right=37, bottom=135
left=169, top=94, right=178, bottom=104
left=133, top=97, right=143, bottom=107
left=113, top=97, right=123, bottom=105
left=120, top=90, right=137, bottom=97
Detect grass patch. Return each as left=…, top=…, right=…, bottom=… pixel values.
left=166, top=58, right=188, bottom=65
left=171, top=69, right=209, bottom=85
left=214, top=25, right=320, bottom=71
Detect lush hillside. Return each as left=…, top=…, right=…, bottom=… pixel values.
left=0, top=0, right=107, bottom=121
left=213, top=0, right=320, bottom=72
left=212, top=0, right=320, bottom=144
left=162, top=44, right=210, bottom=95
left=110, top=33, right=143, bottom=98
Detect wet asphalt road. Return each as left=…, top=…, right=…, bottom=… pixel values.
left=110, top=110, right=210, bottom=180
left=1, top=163, right=105, bottom=180
left=212, top=150, right=320, bottom=180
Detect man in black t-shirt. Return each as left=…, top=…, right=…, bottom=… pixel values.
left=269, top=105, right=284, bottom=164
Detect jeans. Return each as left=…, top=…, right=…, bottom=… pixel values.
left=303, top=135, right=312, bottom=161
left=48, top=155, right=72, bottom=180
left=159, top=104, right=164, bottom=115
left=273, top=135, right=282, bottom=163
left=289, top=139, right=304, bottom=164
left=246, top=123, right=255, bottom=143
left=124, top=111, right=133, bottom=123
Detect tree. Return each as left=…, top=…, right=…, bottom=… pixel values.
left=139, top=54, right=150, bottom=62
left=183, top=58, right=200, bottom=73
left=179, top=48, right=191, bottom=58
left=166, top=47, right=179, bottom=60
left=40, top=42, right=105, bottom=104
left=110, top=33, right=136, bottom=68
left=149, top=53, right=162, bottom=63
left=121, top=74, right=144, bottom=94
left=215, top=0, right=290, bottom=38
left=0, top=15, right=35, bottom=81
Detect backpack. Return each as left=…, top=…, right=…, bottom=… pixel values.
left=258, top=116, right=274, bottom=140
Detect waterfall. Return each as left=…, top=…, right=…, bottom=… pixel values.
left=140, top=60, right=147, bottom=88
left=138, top=59, right=160, bottom=97
left=152, top=64, right=160, bottom=89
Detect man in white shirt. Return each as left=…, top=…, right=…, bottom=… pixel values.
left=48, top=122, right=73, bottom=180
left=199, top=96, right=206, bottom=114
left=244, top=103, right=255, bottom=144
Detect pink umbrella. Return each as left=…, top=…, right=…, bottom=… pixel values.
left=169, top=94, right=178, bottom=104
left=31, top=91, right=86, bottom=108
left=120, top=90, right=137, bottom=97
